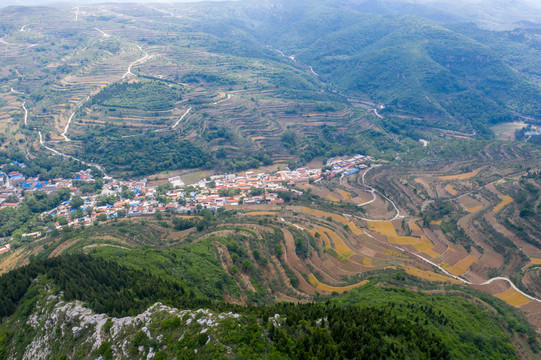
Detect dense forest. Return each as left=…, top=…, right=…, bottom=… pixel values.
left=89, top=79, right=183, bottom=111
left=77, top=130, right=211, bottom=177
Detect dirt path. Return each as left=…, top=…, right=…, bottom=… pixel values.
left=371, top=108, right=383, bottom=119
left=172, top=107, right=192, bottom=129
left=213, top=94, right=230, bottom=105
left=61, top=108, right=77, bottom=141
left=123, top=44, right=150, bottom=79
left=93, top=28, right=110, bottom=37
left=38, top=130, right=100, bottom=172
left=10, top=87, right=23, bottom=95
left=350, top=166, right=404, bottom=222
left=22, top=101, right=28, bottom=126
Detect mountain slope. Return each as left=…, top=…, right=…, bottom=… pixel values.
left=0, top=254, right=538, bottom=359
left=240, top=5, right=541, bottom=134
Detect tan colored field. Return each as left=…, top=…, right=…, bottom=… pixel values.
left=448, top=255, right=477, bottom=276
left=337, top=190, right=352, bottom=200
left=391, top=236, right=421, bottom=245
left=363, top=257, right=372, bottom=266
left=310, top=227, right=354, bottom=260
left=404, top=266, right=461, bottom=284
left=459, top=196, right=483, bottom=213
left=413, top=236, right=440, bottom=258
left=445, top=184, right=458, bottom=196
left=493, top=195, right=513, bottom=214
left=246, top=212, right=278, bottom=216
left=0, top=248, right=24, bottom=275
left=467, top=205, right=483, bottom=213
left=301, top=207, right=363, bottom=235
left=327, top=195, right=340, bottom=202
left=366, top=221, right=397, bottom=237
left=48, top=238, right=82, bottom=258
left=251, top=136, right=265, bottom=141
left=308, top=273, right=368, bottom=293
left=408, top=220, right=422, bottom=232
left=491, top=122, right=530, bottom=141
left=368, top=221, right=432, bottom=249
left=430, top=220, right=442, bottom=225
left=530, top=258, right=541, bottom=265
left=414, top=177, right=430, bottom=190
left=439, top=169, right=480, bottom=181
left=494, top=288, right=531, bottom=307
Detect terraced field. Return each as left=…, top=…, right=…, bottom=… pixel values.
left=493, top=194, right=514, bottom=213
left=494, top=288, right=532, bottom=307
left=2, top=2, right=541, bottom=338
left=439, top=168, right=481, bottom=181
left=308, top=274, right=368, bottom=293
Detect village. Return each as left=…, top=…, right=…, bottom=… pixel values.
left=0, top=155, right=371, bottom=248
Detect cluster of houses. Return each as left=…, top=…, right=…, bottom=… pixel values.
left=186, top=154, right=372, bottom=191
left=0, top=166, right=96, bottom=210
left=0, top=243, right=11, bottom=255
left=325, top=154, right=370, bottom=176
left=0, top=154, right=372, bottom=247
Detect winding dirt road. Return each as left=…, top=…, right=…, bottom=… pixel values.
left=213, top=94, right=230, bottom=105
left=349, top=166, right=404, bottom=222
left=123, top=44, right=149, bottom=79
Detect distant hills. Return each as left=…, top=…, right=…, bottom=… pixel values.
left=218, top=1, right=541, bottom=134
left=2, top=0, right=541, bottom=171
left=328, top=0, right=541, bottom=30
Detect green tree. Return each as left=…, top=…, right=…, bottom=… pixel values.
left=70, top=195, right=84, bottom=210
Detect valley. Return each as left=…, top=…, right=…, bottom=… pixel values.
left=1, top=1, right=541, bottom=359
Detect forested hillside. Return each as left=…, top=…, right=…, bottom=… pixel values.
left=236, top=2, right=541, bottom=135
